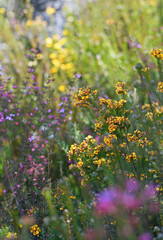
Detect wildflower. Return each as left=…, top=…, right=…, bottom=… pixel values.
left=26, top=20, right=32, bottom=27
left=58, top=85, right=66, bottom=92
left=106, top=18, right=115, bottom=25
left=150, top=48, right=163, bottom=60
left=116, top=82, right=128, bottom=95
left=75, top=73, right=82, bottom=78
left=96, top=189, right=119, bottom=215
left=126, top=179, right=139, bottom=192
left=0, top=8, right=6, bottom=14
left=50, top=67, right=58, bottom=74
left=6, top=232, right=17, bottom=239
left=122, top=192, right=141, bottom=210
left=158, top=82, right=163, bottom=93
left=104, top=134, right=117, bottom=147
left=30, top=224, right=41, bottom=236
left=63, top=29, right=69, bottom=36
left=45, top=37, right=53, bottom=48
left=46, top=6, right=56, bottom=15
left=126, top=152, right=137, bottom=163
left=138, top=232, right=152, bottom=240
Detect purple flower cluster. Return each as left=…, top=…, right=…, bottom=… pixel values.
left=96, top=180, right=157, bottom=214
left=0, top=50, right=74, bottom=215
left=96, top=180, right=158, bottom=238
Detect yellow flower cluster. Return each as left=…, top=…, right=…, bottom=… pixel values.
left=26, top=18, right=47, bottom=27
left=127, top=130, right=152, bottom=147
left=150, top=48, right=163, bottom=60
left=158, top=82, right=163, bottom=93
left=6, top=232, right=17, bottom=239
left=68, top=135, right=107, bottom=184
left=45, top=36, right=75, bottom=77
left=95, top=120, right=104, bottom=134
left=126, top=152, right=137, bottom=163
left=93, top=158, right=108, bottom=166
left=115, top=82, right=128, bottom=95
left=74, top=87, right=97, bottom=108
left=104, top=134, right=117, bottom=147
left=30, top=224, right=41, bottom=236
left=69, top=80, right=162, bottom=185
left=106, top=116, right=130, bottom=133
left=100, top=98, right=127, bottom=109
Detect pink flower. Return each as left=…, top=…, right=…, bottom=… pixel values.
left=96, top=189, right=119, bottom=215
left=122, top=192, right=141, bottom=210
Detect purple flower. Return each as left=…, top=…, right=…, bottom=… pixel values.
left=59, top=102, right=63, bottom=106
left=126, top=179, right=139, bottom=193
left=96, top=189, right=119, bottom=215
left=28, top=136, right=35, bottom=142
left=75, top=73, right=82, bottom=78
left=136, top=43, right=142, bottom=49
left=59, top=108, right=65, bottom=113
left=138, top=232, right=152, bottom=240
left=6, top=115, right=14, bottom=121
left=122, top=192, right=141, bottom=210
left=144, top=184, right=156, bottom=199
left=48, top=115, right=53, bottom=119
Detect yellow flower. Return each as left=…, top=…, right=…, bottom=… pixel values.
left=106, top=18, right=115, bottom=25
left=65, top=63, right=73, bottom=70
left=59, top=38, right=67, bottom=46
left=70, top=196, right=76, bottom=199
left=0, top=8, right=5, bottom=14
left=150, top=48, right=163, bottom=60
left=58, top=85, right=66, bottom=92
left=37, top=53, right=42, bottom=60
left=104, top=135, right=117, bottom=147
left=115, top=82, right=128, bottom=95
left=6, top=232, right=17, bottom=239
left=52, top=59, right=61, bottom=67
left=50, top=67, right=58, bottom=74
left=63, top=29, right=69, bottom=36
left=52, top=34, right=60, bottom=41
left=150, top=0, right=156, bottom=6
left=30, top=224, right=41, bottom=236
left=26, top=20, right=32, bottom=27
left=49, top=53, right=57, bottom=59
left=53, top=42, right=62, bottom=49
left=158, top=82, right=163, bottom=93
left=45, top=37, right=53, bottom=48
left=46, top=6, right=56, bottom=15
